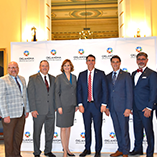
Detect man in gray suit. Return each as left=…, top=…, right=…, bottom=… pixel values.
left=27, top=60, right=56, bottom=157
left=106, top=55, right=133, bottom=157
left=0, top=61, right=29, bottom=157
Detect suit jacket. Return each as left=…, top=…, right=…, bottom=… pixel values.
left=55, top=73, right=77, bottom=109
left=132, top=67, right=157, bottom=110
left=27, top=73, right=55, bottom=115
left=0, top=74, right=29, bottom=118
left=77, top=68, right=108, bottom=110
left=107, top=69, right=133, bottom=112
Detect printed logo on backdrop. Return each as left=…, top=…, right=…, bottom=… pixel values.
left=104, top=132, right=117, bottom=144
left=19, top=50, right=34, bottom=62
left=53, top=132, right=61, bottom=144
left=73, top=49, right=86, bottom=60
left=46, top=49, right=61, bottom=61
left=23, top=131, right=33, bottom=143
left=102, top=47, right=114, bottom=59
left=122, top=68, right=128, bottom=72
left=130, top=46, right=142, bottom=58
left=75, top=132, right=85, bottom=144
left=136, top=46, right=142, bottom=52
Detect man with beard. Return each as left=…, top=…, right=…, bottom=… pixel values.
left=0, top=61, right=29, bottom=157
left=130, top=52, right=157, bottom=157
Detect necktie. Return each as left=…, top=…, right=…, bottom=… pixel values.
left=44, top=76, right=49, bottom=92
left=137, top=69, right=143, bottom=72
left=88, top=72, right=92, bottom=102
left=112, top=72, right=117, bottom=85
left=15, top=77, right=21, bottom=92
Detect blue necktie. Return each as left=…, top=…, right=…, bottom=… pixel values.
left=112, top=72, right=117, bottom=85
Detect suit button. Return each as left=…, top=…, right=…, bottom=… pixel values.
left=47, top=101, right=49, bottom=102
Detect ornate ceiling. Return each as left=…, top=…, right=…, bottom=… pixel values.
left=51, top=0, right=118, bottom=40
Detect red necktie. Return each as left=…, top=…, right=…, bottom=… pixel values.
left=137, top=69, right=143, bottom=72
left=44, top=76, right=49, bottom=92
left=88, top=72, right=92, bottom=102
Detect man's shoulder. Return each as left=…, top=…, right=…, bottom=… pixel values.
left=79, top=70, right=87, bottom=75
left=48, top=74, right=55, bottom=79
left=146, top=67, right=156, bottom=74
left=29, top=73, right=39, bottom=79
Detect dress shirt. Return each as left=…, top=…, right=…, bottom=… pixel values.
left=40, top=72, right=50, bottom=86
left=10, top=75, right=25, bottom=107
left=79, top=68, right=106, bottom=106
left=10, top=75, right=23, bottom=94
left=112, top=69, right=120, bottom=80
left=134, top=67, right=151, bottom=111
left=134, top=67, right=146, bottom=86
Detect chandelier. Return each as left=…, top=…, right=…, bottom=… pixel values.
left=79, top=0, right=93, bottom=39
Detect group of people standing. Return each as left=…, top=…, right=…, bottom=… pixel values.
left=0, top=52, right=156, bottom=157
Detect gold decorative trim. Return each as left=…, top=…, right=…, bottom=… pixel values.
left=120, top=23, right=124, bottom=28
left=119, top=0, right=123, bottom=4
left=120, top=11, right=124, bottom=16
left=46, top=27, right=50, bottom=31
left=46, top=3, right=50, bottom=7
left=46, top=15, right=50, bottom=19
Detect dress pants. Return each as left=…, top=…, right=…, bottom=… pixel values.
left=33, top=110, right=55, bottom=155
left=83, top=102, right=102, bottom=152
left=2, top=112, right=25, bottom=157
left=110, top=109, right=130, bottom=155
left=133, top=105, right=154, bottom=157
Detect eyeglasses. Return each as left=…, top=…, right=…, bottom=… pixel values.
left=8, top=67, right=18, bottom=70
left=137, top=58, right=147, bottom=61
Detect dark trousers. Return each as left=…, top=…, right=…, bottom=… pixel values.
left=133, top=106, right=154, bottom=157
left=2, top=113, right=25, bottom=157
left=83, top=102, right=102, bottom=152
left=33, top=110, right=55, bottom=155
left=110, top=110, right=130, bottom=154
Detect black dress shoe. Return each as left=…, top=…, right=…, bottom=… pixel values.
left=94, top=152, right=101, bottom=157
left=67, top=152, right=75, bottom=156
left=34, top=155, right=40, bottom=157
left=44, top=152, right=56, bottom=157
left=129, top=150, right=143, bottom=155
left=79, top=149, right=91, bottom=156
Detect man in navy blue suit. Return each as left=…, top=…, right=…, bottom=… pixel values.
left=130, top=52, right=157, bottom=157
left=77, top=54, right=108, bottom=157
left=106, top=55, right=133, bottom=157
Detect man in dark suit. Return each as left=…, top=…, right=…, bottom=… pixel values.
left=27, top=60, right=56, bottom=157
left=106, top=55, right=133, bottom=157
left=130, top=52, right=157, bottom=157
left=77, top=54, right=108, bottom=157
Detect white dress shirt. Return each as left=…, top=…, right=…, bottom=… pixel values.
left=79, top=68, right=106, bottom=106
left=40, top=72, right=50, bottom=86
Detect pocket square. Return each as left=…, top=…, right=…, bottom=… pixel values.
left=142, top=76, right=147, bottom=79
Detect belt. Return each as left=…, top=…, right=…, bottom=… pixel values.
left=87, top=101, right=94, bottom=103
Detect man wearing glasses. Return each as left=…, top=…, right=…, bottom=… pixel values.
left=77, top=54, right=108, bottom=157
left=130, top=52, right=157, bottom=157
left=0, top=61, right=29, bottom=157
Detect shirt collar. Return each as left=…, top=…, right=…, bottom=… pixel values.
left=88, top=68, right=95, bottom=74
left=112, top=69, right=120, bottom=75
